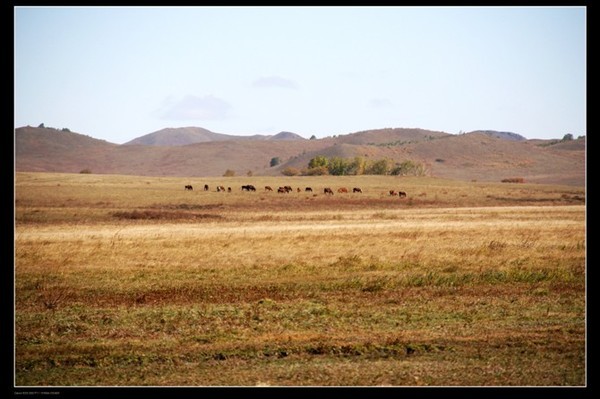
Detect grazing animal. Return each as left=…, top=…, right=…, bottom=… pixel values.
left=305, top=187, right=313, bottom=192
left=242, top=184, right=256, bottom=192
left=217, top=185, right=226, bottom=192
left=265, top=186, right=273, bottom=191
left=353, top=187, right=362, bottom=193
left=227, top=187, right=232, bottom=192
left=398, top=191, right=407, bottom=198
left=204, top=184, right=209, bottom=191
left=297, top=187, right=301, bottom=193
left=324, top=187, right=334, bottom=195
left=338, top=187, right=348, bottom=193
left=277, top=187, right=287, bottom=193
left=185, top=185, right=193, bottom=191
left=284, top=185, right=293, bottom=193
left=389, top=190, right=397, bottom=196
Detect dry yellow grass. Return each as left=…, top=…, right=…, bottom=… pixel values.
left=14, top=172, right=586, bottom=386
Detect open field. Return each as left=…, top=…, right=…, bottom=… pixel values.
left=14, top=172, right=586, bottom=386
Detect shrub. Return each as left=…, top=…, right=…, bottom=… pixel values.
left=281, top=167, right=300, bottom=176
left=223, top=169, right=235, bottom=177
left=303, top=166, right=329, bottom=176
left=501, top=177, right=525, bottom=183
left=79, top=168, right=92, bottom=174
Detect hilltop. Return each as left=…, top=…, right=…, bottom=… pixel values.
left=123, top=127, right=305, bottom=146
left=14, top=125, right=585, bottom=186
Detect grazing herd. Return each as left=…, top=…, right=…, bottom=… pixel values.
left=186, top=183, right=409, bottom=198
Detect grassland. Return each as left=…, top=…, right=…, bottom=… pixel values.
left=14, top=172, right=586, bottom=386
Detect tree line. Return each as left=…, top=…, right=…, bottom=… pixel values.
left=281, top=155, right=427, bottom=176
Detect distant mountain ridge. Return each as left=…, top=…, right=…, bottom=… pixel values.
left=471, top=130, right=527, bottom=141
left=15, top=125, right=585, bottom=186
left=124, top=127, right=305, bottom=146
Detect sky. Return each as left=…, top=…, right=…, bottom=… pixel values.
left=14, top=6, right=586, bottom=144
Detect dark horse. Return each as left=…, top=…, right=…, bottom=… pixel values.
left=185, top=185, right=193, bottom=191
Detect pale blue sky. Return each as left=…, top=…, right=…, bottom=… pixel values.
left=14, top=6, right=586, bottom=144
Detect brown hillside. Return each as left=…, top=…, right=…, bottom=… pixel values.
left=123, top=127, right=241, bottom=146
left=333, top=127, right=450, bottom=145
left=14, top=126, right=585, bottom=186
left=409, top=133, right=585, bottom=185
left=545, top=137, right=586, bottom=151
left=123, top=127, right=306, bottom=146
left=15, top=126, right=117, bottom=173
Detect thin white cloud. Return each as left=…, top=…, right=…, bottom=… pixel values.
left=253, top=76, right=297, bottom=89
left=369, top=98, right=393, bottom=109
left=159, top=95, right=232, bottom=120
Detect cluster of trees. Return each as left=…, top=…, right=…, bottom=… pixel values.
left=281, top=156, right=427, bottom=176
left=37, top=123, right=70, bottom=132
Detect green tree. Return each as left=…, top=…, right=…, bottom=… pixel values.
left=310, top=135, right=317, bottom=140
left=391, top=160, right=426, bottom=176
left=270, top=157, right=281, bottom=167
left=328, top=157, right=350, bottom=176
left=348, top=156, right=367, bottom=175
left=308, top=156, right=329, bottom=169
left=367, top=159, right=390, bottom=175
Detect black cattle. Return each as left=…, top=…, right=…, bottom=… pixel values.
left=398, top=191, right=407, bottom=198
left=204, top=184, right=209, bottom=191
left=227, top=187, right=232, bottom=192
left=353, top=187, right=362, bottom=193
left=242, top=184, right=256, bottom=192
left=277, top=187, right=287, bottom=193
left=284, top=185, right=293, bottom=193
left=324, top=187, right=334, bottom=195
left=305, top=187, right=313, bottom=192
left=185, top=185, right=193, bottom=191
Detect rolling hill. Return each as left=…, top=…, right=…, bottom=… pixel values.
left=14, top=126, right=585, bottom=186
left=123, top=127, right=305, bottom=146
